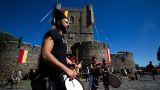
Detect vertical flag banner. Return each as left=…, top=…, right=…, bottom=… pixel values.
left=18, top=49, right=28, bottom=64
left=106, top=48, right=111, bottom=64
left=64, top=11, right=68, bottom=17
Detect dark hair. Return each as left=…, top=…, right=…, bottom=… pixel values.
left=51, top=8, right=67, bottom=25
left=103, top=58, right=106, bottom=63
left=92, top=56, right=96, bottom=60
left=149, top=61, right=152, bottom=64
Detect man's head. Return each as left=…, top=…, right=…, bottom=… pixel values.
left=51, top=8, right=69, bottom=33
left=92, top=56, right=96, bottom=64
left=58, top=18, right=69, bottom=33
left=149, top=61, right=152, bottom=64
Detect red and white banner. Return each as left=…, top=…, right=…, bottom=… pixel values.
left=106, top=48, right=111, bottom=64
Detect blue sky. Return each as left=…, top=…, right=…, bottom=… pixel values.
left=0, top=0, right=160, bottom=67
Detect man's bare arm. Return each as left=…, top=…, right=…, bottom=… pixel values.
left=41, top=36, right=77, bottom=79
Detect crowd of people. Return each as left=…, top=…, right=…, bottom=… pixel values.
left=86, top=57, right=117, bottom=90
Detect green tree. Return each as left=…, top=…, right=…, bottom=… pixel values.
left=0, top=31, right=17, bottom=42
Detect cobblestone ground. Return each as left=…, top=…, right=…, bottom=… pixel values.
left=0, top=75, right=160, bottom=90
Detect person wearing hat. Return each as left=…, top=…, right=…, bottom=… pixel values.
left=31, top=7, right=77, bottom=90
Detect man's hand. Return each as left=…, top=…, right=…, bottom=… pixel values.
left=66, top=68, right=77, bottom=80
left=67, top=58, right=73, bottom=64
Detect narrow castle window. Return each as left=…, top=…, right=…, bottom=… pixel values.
left=69, top=16, right=74, bottom=23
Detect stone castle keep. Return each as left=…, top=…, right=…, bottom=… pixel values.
left=0, top=5, right=136, bottom=81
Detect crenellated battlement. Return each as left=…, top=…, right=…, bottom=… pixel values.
left=0, top=41, right=41, bottom=51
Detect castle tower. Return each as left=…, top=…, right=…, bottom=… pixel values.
left=63, top=5, right=108, bottom=70
left=64, top=4, right=94, bottom=52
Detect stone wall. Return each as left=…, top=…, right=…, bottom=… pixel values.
left=71, top=41, right=108, bottom=70
left=111, top=51, right=136, bottom=73
left=0, top=41, right=40, bottom=81
left=0, top=41, right=136, bottom=81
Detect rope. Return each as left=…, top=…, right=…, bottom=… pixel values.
left=21, top=8, right=53, bottom=44
left=100, top=29, right=109, bottom=42
left=40, top=9, right=53, bottom=23
left=94, top=23, right=100, bottom=41
left=93, top=20, right=111, bottom=48
left=27, top=22, right=49, bottom=43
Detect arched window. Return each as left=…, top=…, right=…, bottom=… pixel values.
left=69, top=16, right=74, bottom=23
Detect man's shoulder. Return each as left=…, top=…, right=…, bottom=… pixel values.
left=43, top=29, right=59, bottom=39
left=46, top=29, right=58, bottom=34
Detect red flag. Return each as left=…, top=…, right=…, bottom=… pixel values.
left=18, top=49, right=28, bottom=63
left=106, top=48, right=111, bottom=64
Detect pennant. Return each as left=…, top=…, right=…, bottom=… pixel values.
left=106, top=48, right=111, bottom=64
left=18, top=49, right=28, bottom=64
left=64, top=10, right=68, bottom=17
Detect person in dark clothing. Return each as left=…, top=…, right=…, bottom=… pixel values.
left=146, top=61, right=156, bottom=80
left=17, top=36, right=23, bottom=48
left=89, top=56, right=100, bottom=90
left=31, top=7, right=77, bottom=90
left=102, top=59, right=110, bottom=90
